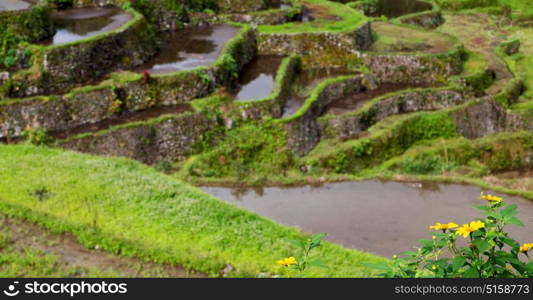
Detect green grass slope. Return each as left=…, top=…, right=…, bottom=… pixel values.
left=0, top=145, right=383, bottom=277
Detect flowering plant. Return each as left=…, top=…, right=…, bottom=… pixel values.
left=367, top=193, right=533, bottom=277
left=276, top=233, right=328, bottom=276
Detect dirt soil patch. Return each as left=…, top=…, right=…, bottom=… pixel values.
left=0, top=217, right=205, bottom=278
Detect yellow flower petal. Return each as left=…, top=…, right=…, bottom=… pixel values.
left=520, top=243, right=533, bottom=253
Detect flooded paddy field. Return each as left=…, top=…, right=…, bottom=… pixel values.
left=3, top=0, right=533, bottom=278
left=137, top=25, right=240, bottom=74
left=202, top=181, right=533, bottom=257
left=44, top=7, right=132, bottom=45
left=0, top=0, right=32, bottom=11
left=323, top=83, right=434, bottom=115
left=282, top=68, right=357, bottom=117
left=232, top=56, right=283, bottom=101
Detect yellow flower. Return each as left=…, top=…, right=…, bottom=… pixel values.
left=276, top=256, right=297, bottom=267
left=429, top=222, right=458, bottom=231
left=520, top=243, right=533, bottom=253
left=480, top=193, right=503, bottom=203
left=456, top=220, right=485, bottom=238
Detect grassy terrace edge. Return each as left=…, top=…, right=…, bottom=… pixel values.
left=0, top=22, right=253, bottom=107
left=257, top=0, right=368, bottom=34
left=0, top=144, right=384, bottom=277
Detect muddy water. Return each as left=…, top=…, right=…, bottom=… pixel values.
left=51, top=104, right=193, bottom=139
left=0, top=0, right=31, bottom=11
left=324, top=83, right=433, bottom=115
left=373, top=0, right=432, bottom=18
left=202, top=181, right=533, bottom=257
left=137, top=25, right=240, bottom=74
left=282, top=69, right=357, bottom=117
left=44, top=7, right=132, bottom=45
left=233, top=56, right=283, bottom=101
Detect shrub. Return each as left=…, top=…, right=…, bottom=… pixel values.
left=400, top=156, right=456, bottom=174
left=367, top=194, right=533, bottom=278
left=276, top=233, right=328, bottom=277
left=21, top=128, right=52, bottom=146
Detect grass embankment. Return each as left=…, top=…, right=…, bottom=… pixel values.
left=434, top=0, right=533, bottom=19
left=438, top=12, right=512, bottom=95
left=507, top=27, right=533, bottom=105
left=371, top=22, right=456, bottom=53
left=0, top=144, right=384, bottom=277
left=258, top=0, right=367, bottom=33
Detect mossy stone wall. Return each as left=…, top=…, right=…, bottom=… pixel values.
left=257, top=22, right=373, bottom=67
left=283, top=74, right=371, bottom=156
left=363, top=47, right=464, bottom=84
left=319, top=88, right=469, bottom=140
left=60, top=112, right=215, bottom=164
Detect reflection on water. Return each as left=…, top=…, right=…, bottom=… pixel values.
left=323, top=82, right=434, bottom=116
left=282, top=68, right=357, bottom=117
left=45, top=7, right=132, bottom=45
left=137, top=25, right=240, bottom=74
left=233, top=56, right=283, bottom=101
left=202, top=181, right=533, bottom=257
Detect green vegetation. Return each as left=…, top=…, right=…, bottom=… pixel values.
left=0, top=4, right=52, bottom=68
left=3, top=0, right=533, bottom=278
left=182, top=120, right=296, bottom=183
left=258, top=0, right=367, bottom=33
left=434, top=0, right=499, bottom=11
left=0, top=145, right=383, bottom=277
left=370, top=195, right=533, bottom=278
left=371, top=21, right=455, bottom=53
left=304, top=110, right=458, bottom=174
left=0, top=228, right=118, bottom=277
left=507, top=28, right=533, bottom=103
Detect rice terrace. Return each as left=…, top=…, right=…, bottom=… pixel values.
left=2, top=0, right=533, bottom=279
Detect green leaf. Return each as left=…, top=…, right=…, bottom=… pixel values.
left=473, top=204, right=490, bottom=212
left=463, top=267, right=480, bottom=278
left=362, top=262, right=390, bottom=271
left=287, top=239, right=305, bottom=249
left=525, top=262, right=533, bottom=273
left=308, top=259, right=328, bottom=269
left=452, top=256, right=466, bottom=271
left=501, top=204, right=518, bottom=218
left=473, top=239, right=490, bottom=253
left=501, top=237, right=520, bottom=250
left=506, top=216, right=524, bottom=227
left=401, top=251, right=418, bottom=257
left=417, top=239, right=433, bottom=247
left=312, top=232, right=326, bottom=244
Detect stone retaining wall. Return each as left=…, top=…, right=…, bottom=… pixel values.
left=282, top=74, right=372, bottom=156
left=319, top=88, right=470, bottom=140
left=3, top=10, right=158, bottom=98
left=60, top=112, right=214, bottom=164
left=0, top=26, right=257, bottom=139
left=451, top=98, right=523, bottom=139
left=233, top=55, right=299, bottom=120
left=257, top=22, right=373, bottom=67
left=363, top=46, right=464, bottom=84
